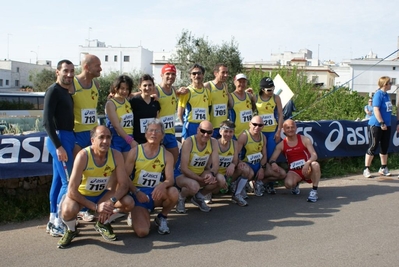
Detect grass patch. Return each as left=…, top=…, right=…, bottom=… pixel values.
left=320, top=153, right=399, bottom=178
left=0, top=188, right=49, bottom=223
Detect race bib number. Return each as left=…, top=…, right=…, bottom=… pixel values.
left=219, top=155, right=233, bottom=168
left=213, top=104, right=227, bottom=117
left=85, top=177, right=109, bottom=192
left=290, top=159, right=306, bottom=170
left=137, top=170, right=162, bottom=188
left=161, top=115, right=174, bottom=130
left=121, top=113, right=133, bottom=128
left=192, top=108, right=207, bottom=121
left=240, top=110, right=253, bottom=123
left=190, top=154, right=210, bottom=167
left=260, top=114, right=276, bottom=126
left=140, top=118, right=153, bottom=133
left=386, top=101, right=392, bottom=112
left=81, top=109, right=97, bottom=124
left=246, top=152, right=262, bottom=165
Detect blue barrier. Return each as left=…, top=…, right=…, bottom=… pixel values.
left=1, top=117, right=398, bottom=179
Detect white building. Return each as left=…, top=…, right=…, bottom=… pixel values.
left=270, top=48, right=319, bottom=66
left=0, top=60, right=52, bottom=90
left=78, top=40, right=153, bottom=76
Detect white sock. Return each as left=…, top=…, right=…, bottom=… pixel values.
left=54, top=217, right=63, bottom=228
left=62, top=219, right=76, bottom=231
left=235, top=177, right=248, bottom=196
left=49, top=213, right=56, bottom=223
left=104, top=213, right=120, bottom=224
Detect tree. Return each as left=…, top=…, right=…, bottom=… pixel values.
left=29, top=69, right=56, bottom=92
left=96, top=71, right=143, bottom=115
left=171, top=30, right=243, bottom=90
left=246, top=66, right=368, bottom=121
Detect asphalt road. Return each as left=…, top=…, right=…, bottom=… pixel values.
left=1, top=172, right=399, bottom=267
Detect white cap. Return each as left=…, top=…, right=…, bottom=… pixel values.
left=235, top=73, right=247, bottom=80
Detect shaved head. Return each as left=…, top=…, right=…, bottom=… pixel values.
left=199, top=120, right=213, bottom=130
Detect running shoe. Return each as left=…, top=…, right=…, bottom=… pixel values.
left=378, top=167, right=391, bottom=176
left=57, top=229, right=79, bottom=249
left=307, top=190, right=318, bottom=202
left=191, top=194, right=211, bottom=212
left=154, top=216, right=170, bottom=235
left=94, top=221, right=116, bottom=241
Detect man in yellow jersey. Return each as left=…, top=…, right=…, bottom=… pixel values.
left=177, top=63, right=212, bottom=141
left=125, top=119, right=178, bottom=236
left=155, top=64, right=188, bottom=164
left=255, top=77, right=284, bottom=194
left=174, top=120, right=225, bottom=213
left=57, top=125, right=134, bottom=248
left=237, top=116, right=286, bottom=198
left=204, top=63, right=229, bottom=139
left=72, top=54, right=102, bottom=157
left=228, top=73, right=256, bottom=138
left=216, top=120, right=252, bottom=207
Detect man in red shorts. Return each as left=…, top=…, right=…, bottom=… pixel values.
left=268, top=119, right=321, bottom=202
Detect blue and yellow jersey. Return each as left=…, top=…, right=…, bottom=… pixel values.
left=178, top=86, right=211, bottom=123
left=229, top=92, right=253, bottom=137
left=209, top=82, right=229, bottom=128
left=132, top=145, right=165, bottom=188
left=155, top=84, right=177, bottom=134
left=78, top=147, right=115, bottom=196
left=106, top=98, right=133, bottom=135
left=72, top=77, right=99, bottom=132
left=256, top=94, right=277, bottom=133
left=218, top=140, right=235, bottom=176
left=187, top=135, right=212, bottom=175
left=240, top=130, right=263, bottom=165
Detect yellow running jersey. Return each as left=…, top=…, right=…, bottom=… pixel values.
left=240, top=130, right=263, bottom=165
left=72, top=77, right=99, bottom=132
left=209, top=82, right=228, bottom=128
left=132, top=145, right=165, bottom=188
left=107, top=98, right=133, bottom=135
left=218, top=140, right=235, bottom=176
left=156, top=84, right=177, bottom=134
left=178, top=86, right=211, bottom=123
left=230, top=92, right=253, bottom=137
left=256, top=94, right=277, bottom=132
left=78, top=147, right=116, bottom=197
left=187, top=135, right=212, bottom=175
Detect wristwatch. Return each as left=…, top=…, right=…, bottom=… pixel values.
left=110, top=197, right=117, bottom=204
left=134, top=188, right=141, bottom=195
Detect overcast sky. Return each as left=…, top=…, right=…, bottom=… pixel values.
left=1, top=0, right=398, bottom=66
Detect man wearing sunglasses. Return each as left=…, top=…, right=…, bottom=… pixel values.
left=174, top=120, right=224, bottom=213
left=268, top=119, right=321, bottom=202
left=177, top=63, right=212, bottom=141
left=237, top=116, right=286, bottom=198
left=204, top=63, right=230, bottom=139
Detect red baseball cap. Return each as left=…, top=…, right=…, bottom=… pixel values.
left=161, top=64, right=176, bottom=74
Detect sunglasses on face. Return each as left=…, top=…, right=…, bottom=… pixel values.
left=199, top=128, right=213, bottom=135
left=251, top=122, right=264, bottom=127
left=265, top=88, right=274, bottom=92
left=386, top=82, right=392, bottom=86
left=191, top=72, right=203, bottom=76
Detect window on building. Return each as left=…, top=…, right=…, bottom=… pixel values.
left=6, top=80, right=9, bottom=86
left=123, top=56, right=130, bottom=62
left=311, top=76, right=318, bottom=83
left=0, top=79, right=3, bottom=86
left=16, top=67, right=20, bottom=73
left=15, top=80, right=19, bottom=87
left=105, top=55, right=108, bottom=62
left=393, top=67, right=396, bottom=71
left=392, top=78, right=396, bottom=85
left=114, top=55, right=118, bottom=62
